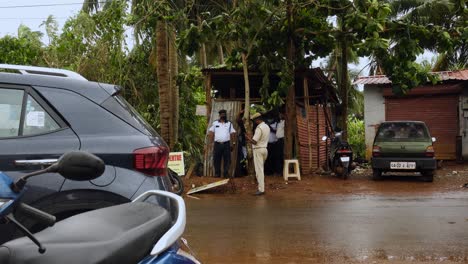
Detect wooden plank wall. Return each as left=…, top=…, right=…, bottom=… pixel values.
left=296, top=105, right=330, bottom=175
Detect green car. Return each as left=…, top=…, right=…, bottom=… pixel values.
left=371, top=121, right=437, bottom=182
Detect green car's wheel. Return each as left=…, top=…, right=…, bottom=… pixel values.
left=421, top=170, right=434, bottom=182
left=372, top=169, right=383, bottom=181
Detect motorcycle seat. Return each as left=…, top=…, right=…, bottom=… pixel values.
left=0, top=202, right=172, bottom=264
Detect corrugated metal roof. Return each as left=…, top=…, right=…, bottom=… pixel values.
left=353, top=75, right=390, bottom=85
left=438, top=70, right=468, bottom=81
left=353, top=69, right=468, bottom=85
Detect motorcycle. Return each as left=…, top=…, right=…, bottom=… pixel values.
left=0, top=151, right=199, bottom=264
left=322, top=131, right=356, bottom=180
left=168, top=168, right=184, bottom=195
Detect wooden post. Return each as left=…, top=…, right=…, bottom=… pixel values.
left=203, top=72, right=212, bottom=177
left=205, top=72, right=212, bottom=123
left=241, top=53, right=255, bottom=177
left=316, top=104, right=320, bottom=168
left=304, top=76, right=312, bottom=174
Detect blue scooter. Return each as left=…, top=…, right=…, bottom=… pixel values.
left=0, top=151, right=200, bottom=264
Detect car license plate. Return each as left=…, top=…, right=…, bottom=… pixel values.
left=390, top=162, right=416, bottom=169
left=340, top=157, right=350, bottom=162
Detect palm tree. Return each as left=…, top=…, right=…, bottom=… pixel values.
left=17, top=24, right=43, bottom=47
left=388, top=0, right=467, bottom=70
left=82, top=0, right=113, bottom=13
left=40, top=15, right=58, bottom=45
left=80, top=0, right=183, bottom=148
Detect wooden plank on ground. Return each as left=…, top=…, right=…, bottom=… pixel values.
left=186, top=179, right=230, bottom=195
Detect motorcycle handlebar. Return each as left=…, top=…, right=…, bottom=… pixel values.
left=17, top=203, right=56, bottom=227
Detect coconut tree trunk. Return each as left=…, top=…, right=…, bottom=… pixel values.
left=169, top=27, right=179, bottom=148
left=241, top=52, right=255, bottom=177
left=336, top=15, right=349, bottom=141
left=155, top=20, right=173, bottom=147
left=339, top=39, right=349, bottom=141
left=218, top=44, right=225, bottom=65
left=284, top=67, right=296, bottom=159
left=198, top=16, right=207, bottom=68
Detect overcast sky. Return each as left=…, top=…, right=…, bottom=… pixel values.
left=0, top=0, right=81, bottom=37
left=1, top=1, right=435, bottom=77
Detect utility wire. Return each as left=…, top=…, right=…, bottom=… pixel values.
left=0, top=17, right=69, bottom=20
left=0, top=2, right=106, bottom=9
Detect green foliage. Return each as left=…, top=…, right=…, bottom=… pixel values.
left=348, top=87, right=364, bottom=118
left=0, top=24, right=46, bottom=66
left=50, top=0, right=128, bottom=84
left=1, top=0, right=466, bottom=167
left=174, top=66, right=207, bottom=167
left=347, top=115, right=365, bottom=159
left=0, top=34, right=44, bottom=65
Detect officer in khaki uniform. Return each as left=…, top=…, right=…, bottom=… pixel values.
left=246, top=113, right=270, bottom=195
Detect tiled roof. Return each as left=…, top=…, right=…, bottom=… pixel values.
left=353, top=69, right=468, bottom=85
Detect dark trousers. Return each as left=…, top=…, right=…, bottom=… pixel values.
left=265, top=142, right=276, bottom=175
left=275, top=138, right=284, bottom=174
left=213, top=141, right=231, bottom=177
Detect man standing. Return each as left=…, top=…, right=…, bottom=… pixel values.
left=265, top=119, right=278, bottom=175
left=275, top=112, right=285, bottom=175
left=209, top=109, right=236, bottom=178
left=246, top=113, right=270, bottom=196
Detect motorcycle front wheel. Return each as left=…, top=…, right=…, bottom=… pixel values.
left=168, top=169, right=184, bottom=195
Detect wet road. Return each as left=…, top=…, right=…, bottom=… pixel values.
left=183, top=192, right=468, bottom=263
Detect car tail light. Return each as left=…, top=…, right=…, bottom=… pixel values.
left=425, top=145, right=435, bottom=157
left=372, top=145, right=381, bottom=157
left=134, top=146, right=169, bottom=176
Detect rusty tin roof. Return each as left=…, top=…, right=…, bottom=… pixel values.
left=354, top=69, right=468, bottom=85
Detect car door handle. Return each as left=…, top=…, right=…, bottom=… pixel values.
left=14, top=159, right=58, bottom=167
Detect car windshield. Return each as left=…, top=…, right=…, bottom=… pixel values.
left=375, top=122, right=430, bottom=142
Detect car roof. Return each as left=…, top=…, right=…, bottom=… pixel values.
left=0, top=64, right=87, bottom=80
left=381, top=121, right=426, bottom=124
left=0, top=65, right=119, bottom=104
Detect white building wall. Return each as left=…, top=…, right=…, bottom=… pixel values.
left=364, top=85, right=385, bottom=160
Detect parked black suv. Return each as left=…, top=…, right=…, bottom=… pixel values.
left=0, top=64, right=171, bottom=240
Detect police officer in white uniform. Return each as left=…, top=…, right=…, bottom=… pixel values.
left=209, top=109, right=236, bottom=178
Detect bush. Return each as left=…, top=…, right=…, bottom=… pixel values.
left=347, top=115, right=365, bottom=159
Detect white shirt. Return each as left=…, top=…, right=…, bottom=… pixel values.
left=209, top=120, right=236, bottom=142
left=253, top=122, right=270, bottom=148
left=276, top=120, right=285, bottom=139
left=268, top=122, right=278, bottom=143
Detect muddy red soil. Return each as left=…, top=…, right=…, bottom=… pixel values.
left=182, top=162, right=468, bottom=264
left=183, top=162, right=468, bottom=198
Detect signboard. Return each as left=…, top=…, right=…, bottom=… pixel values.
left=195, top=105, right=207, bottom=116
left=168, top=152, right=185, bottom=176
left=187, top=179, right=230, bottom=195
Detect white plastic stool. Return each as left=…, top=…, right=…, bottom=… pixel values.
left=283, top=159, right=301, bottom=181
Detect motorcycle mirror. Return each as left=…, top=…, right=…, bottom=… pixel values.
left=47, top=151, right=105, bottom=181
left=321, top=136, right=328, bottom=141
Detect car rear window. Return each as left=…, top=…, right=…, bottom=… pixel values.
left=101, top=95, right=159, bottom=137
left=375, top=122, right=430, bottom=142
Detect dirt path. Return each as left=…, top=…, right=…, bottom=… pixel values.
left=182, top=162, right=468, bottom=264
left=183, top=162, right=468, bottom=199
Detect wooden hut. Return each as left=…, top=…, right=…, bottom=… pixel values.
left=202, top=68, right=339, bottom=177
